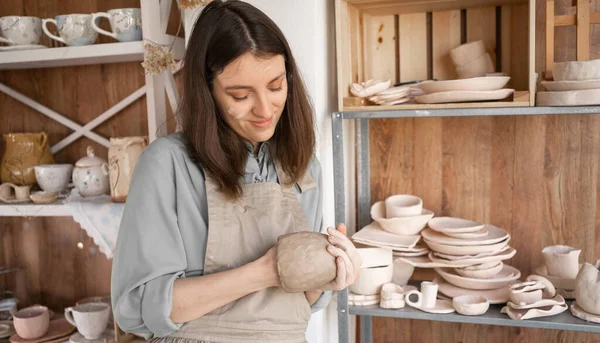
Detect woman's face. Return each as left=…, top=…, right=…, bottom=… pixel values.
left=212, top=52, right=288, bottom=150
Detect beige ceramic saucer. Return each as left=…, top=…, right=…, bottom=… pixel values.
left=9, top=318, right=76, bottom=343
left=435, top=278, right=510, bottom=304
left=406, top=298, right=455, bottom=314
left=427, top=217, right=484, bottom=234
left=541, top=79, right=600, bottom=91
left=69, top=330, right=115, bottom=343
left=422, top=225, right=509, bottom=246
left=415, top=89, right=514, bottom=104
left=432, top=245, right=511, bottom=261
left=352, top=222, right=421, bottom=249
left=435, top=264, right=521, bottom=290
left=444, top=228, right=489, bottom=239
left=501, top=303, right=568, bottom=320
left=418, top=76, right=510, bottom=94
left=425, top=236, right=510, bottom=255
left=393, top=250, right=430, bottom=257
left=428, top=247, right=516, bottom=267
left=534, top=265, right=579, bottom=290
left=536, top=89, right=600, bottom=106
left=507, top=294, right=565, bottom=310
left=571, top=301, right=600, bottom=324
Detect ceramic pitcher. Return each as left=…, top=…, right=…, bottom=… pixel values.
left=1, top=133, right=54, bottom=185
left=575, top=261, right=600, bottom=315
left=108, top=136, right=147, bottom=202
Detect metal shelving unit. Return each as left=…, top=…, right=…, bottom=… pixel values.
left=332, top=105, right=600, bottom=343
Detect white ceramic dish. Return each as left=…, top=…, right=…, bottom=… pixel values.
left=415, top=89, right=514, bottom=104
left=501, top=303, right=568, bottom=320
left=418, top=76, right=510, bottom=94
left=507, top=294, right=565, bottom=310
left=433, top=245, right=510, bottom=261
left=391, top=243, right=429, bottom=253
left=435, top=264, right=521, bottom=290
left=571, top=302, right=600, bottom=324
left=534, top=265, right=578, bottom=290
left=427, top=217, right=484, bottom=234
left=29, top=191, right=58, bottom=204
left=541, top=79, right=600, bottom=91
left=348, top=264, right=393, bottom=295
left=357, top=247, right=393, bottom=268
left=428, top=247, right=516, bottom=267
left=393, top=250, right=429, bottom=257
left=370, top=201, right=433, bottom=235
left=436, top=279, right=510, bottom=304
left=422, top=225, right=509, bottom=246
left=352, top=222, right=421, bottom=249
left=406, top=298, right=455, bottom=314
left=536, top=89, right=600, bottom=106
left=553, top=59, right=600, bottom=81
left=452, top=295, right=489, bottom=316
left=444, top=228, right=489, bottom=239
left=461, top=261, right=501, bottom=271
left=455, top=262, right=503, bottom=279
left=384, top=194, right=423, bottom=217
left=425, top=237, right=511, bottom=255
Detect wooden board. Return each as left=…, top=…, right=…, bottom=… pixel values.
left=399, top=13, right=427, bottom=82
left=362, top=14, right=397, bottom=82
left=431, top=11, right=461, bottom=81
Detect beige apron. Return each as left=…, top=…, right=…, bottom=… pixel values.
left=155, top=161, right=316, bottom=343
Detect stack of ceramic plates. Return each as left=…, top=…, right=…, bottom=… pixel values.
left=501, top=279, right=568, bottom=320
left=537, top=59, right=600, bottom=106
left=349, top=79, right=423, bottom=106
left=351, top=222, right=423, bottom=254
left=414, top=76, right=514, bottom=104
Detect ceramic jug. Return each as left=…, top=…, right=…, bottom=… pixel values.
left=72, top=146, right=109, bottom=197
left=575, top=261, right=600, bottom=315
left=1, top=133, right=54, bottom=185
left=108, top=136, right=147, bottom=202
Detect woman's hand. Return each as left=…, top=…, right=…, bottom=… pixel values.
left=321, top=223, right=362, bottom=291
left=256, top=246, right=282, bottom=288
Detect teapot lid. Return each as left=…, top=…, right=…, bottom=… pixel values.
left=75, top=146, right=106, bottom=167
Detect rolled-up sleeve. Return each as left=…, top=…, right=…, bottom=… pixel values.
left=307, top=158, right=333, bottom=313
left=111, top=150, right=186, bottom=339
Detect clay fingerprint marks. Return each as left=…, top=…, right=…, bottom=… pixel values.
left=228, top=107, right=246, bottom=120
left=276, top=232, right=336, bottom=293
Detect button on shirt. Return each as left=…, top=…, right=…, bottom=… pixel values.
left=110, top=133, right=332, bottom=339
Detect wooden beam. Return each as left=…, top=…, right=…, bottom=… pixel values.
left=577, top=0, right=590, bottom=61
left=554, top=12, right=600, bottom=26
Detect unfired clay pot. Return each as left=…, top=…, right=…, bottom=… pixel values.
left=575, top=261, right=600, bottom=315
left=276, top=232, right=337, bottom=293
left=542, top=245, right=581, bottom=279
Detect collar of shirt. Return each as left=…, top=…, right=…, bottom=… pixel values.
left=244, top=141, right=272, bottom=183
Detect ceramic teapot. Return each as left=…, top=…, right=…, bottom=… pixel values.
left=1, top=132, right=54, bottom=185
left=575, top=261, right=600, bottom=315
left=72, top=146, right=109, bottom=197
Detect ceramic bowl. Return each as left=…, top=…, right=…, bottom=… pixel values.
left=450, top=40, right=487, bottom=67
left=29, top=191, right=57, bottom=204
left=349, top=264, right=393, bottom=295
left=456, top=53, right=494, bottom=79
left=34, top=164, right=73, bottom=193
left=452, top=295, right=489, bottom=315
left=553, top=59, right=600, bottom=81
left=12, top=305, right=49, bottom=339
left=392, top=258, right=415, bottom=286
left=455, top=262, right=503, bottom=279
left=542, top=245, right=581, bottom=279
left=357, top=247, right=393, bottom=268
left=384, top=194, right=423, bottom=218
left=370, top=201, right=433, bottom=235
left=509, top=289, right=543, bottom=306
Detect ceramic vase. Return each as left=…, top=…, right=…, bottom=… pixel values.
left=108, top=136, right=147, bottom=202
left=575, top=261, right=600, bottom=315
left=1, top=132, right=54, bottom=185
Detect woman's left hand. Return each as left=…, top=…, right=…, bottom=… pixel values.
left=321, top=223, right=362, bottom=291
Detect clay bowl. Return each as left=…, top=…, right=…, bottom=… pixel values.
left=30, top=191, right=58, bottom=204
left=370, top=201, right=433, bottom=235
left=384, top=194, right=423, bottom=218
left=357, top=247, right=393, bottom=268
left=455, top=262, right=503, bottom=279
left=509, top=289, right=543, bottom=306
left=349, top=264, right=393, bottom=295
left=450, top=40, right=487, bottom=67
left=34, top=164, right=73, bottom=193
left=456, top=53, right=494, bottom=79
left=12, top=305, right=50, bottom=339
left=452, top=295, right=489, bottom=316
left=553, top=59, right=600, bottom=81
left=392, top=258, right=415, bottom=286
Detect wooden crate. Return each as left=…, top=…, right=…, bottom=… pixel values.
left=335, top=0, right=536, bottom=111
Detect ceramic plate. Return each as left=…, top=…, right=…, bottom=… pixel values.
left=536, top=89, right=600, bottom=106
left=541, top=79, right=600, bottom=91
left=0, top=44, right=47, bottom=51
left=9, top=318, right=76, bottom=343
left=415, top=88, right=514, bottom=104
left=432, top=245, right=511, bottom=260
left=501, top=303, right=568, bottom=320
left=352, top=222, right=421, bottom=249
left=406, top=298, right=455, bottom=314
left=435, top=279, right=510, bottom=304
left=534, top=265, right=578, bottom=290
left=507, top=294, right=565, bottom=310
left=418, top=76, right=510, bottom=94
left=393, top=250, right=430, bottom=257
left=421, top=225, right=509, bottom=246
left=0, top=321, right=15, bottom=339
left=571, top=302, right=600, bottom=324
left=435, top=264, right=521, bottom=290
left=425, top=237, right=511, bottom=255
left=444, top=228, right=489, bottom=239
left=428, top=247, right=516, bottom=267
left=69, top=330, right=115, bottom=343
left=427, top=217, right=484, bottom=234
left=370, top=201, right=433, bottom=236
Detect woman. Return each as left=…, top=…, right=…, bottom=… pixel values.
left=110, top=1, right=361, bottom=342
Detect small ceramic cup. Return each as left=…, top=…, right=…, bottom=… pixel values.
left=91, top=9, right=142, bottom=42
left=34, top=164, right=73, bottom=193
left=42, top=14, right=98, bottom=46
left=0, top=183, right=31, bottom=202
left=385, top=194, right=423, bottom=218
left=0, top=16, right=42, bottom=45
left=542, top=245, right=581, bottom=279
left=13, top=305, right=50, bottom=340
left=405, top=281, right=438, bottom=309
left=64, top=302, right=110, bottom=340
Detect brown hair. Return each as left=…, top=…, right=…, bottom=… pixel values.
left=180, top=0, right=316, bottom=199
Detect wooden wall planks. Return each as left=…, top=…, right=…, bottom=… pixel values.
left=0, top=0, right=182, bottom=311
left=368, top=0, right=600, bottom=342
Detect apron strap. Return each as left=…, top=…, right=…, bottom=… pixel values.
left=274, top=160, right=316, bottom=193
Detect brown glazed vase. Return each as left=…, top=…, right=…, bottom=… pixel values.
left=1, top=133, right=54, bottom=185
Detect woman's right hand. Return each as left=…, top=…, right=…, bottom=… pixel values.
left=321, top=224, right=362, bottom=291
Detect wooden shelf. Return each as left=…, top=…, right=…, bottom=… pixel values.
left=0, top=198, right=71, bottom=217
left=349, top=302, right=600, bottom=334
left=0, top=37, right=185, bottom=70
left=346, top=0, right=528, bottom=15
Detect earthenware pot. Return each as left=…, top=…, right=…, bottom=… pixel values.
left=542, top=245, right=581, bottom=279
left=575, top=261, right=600, bottom=315
left=1, top=133, right=54, bottom=185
